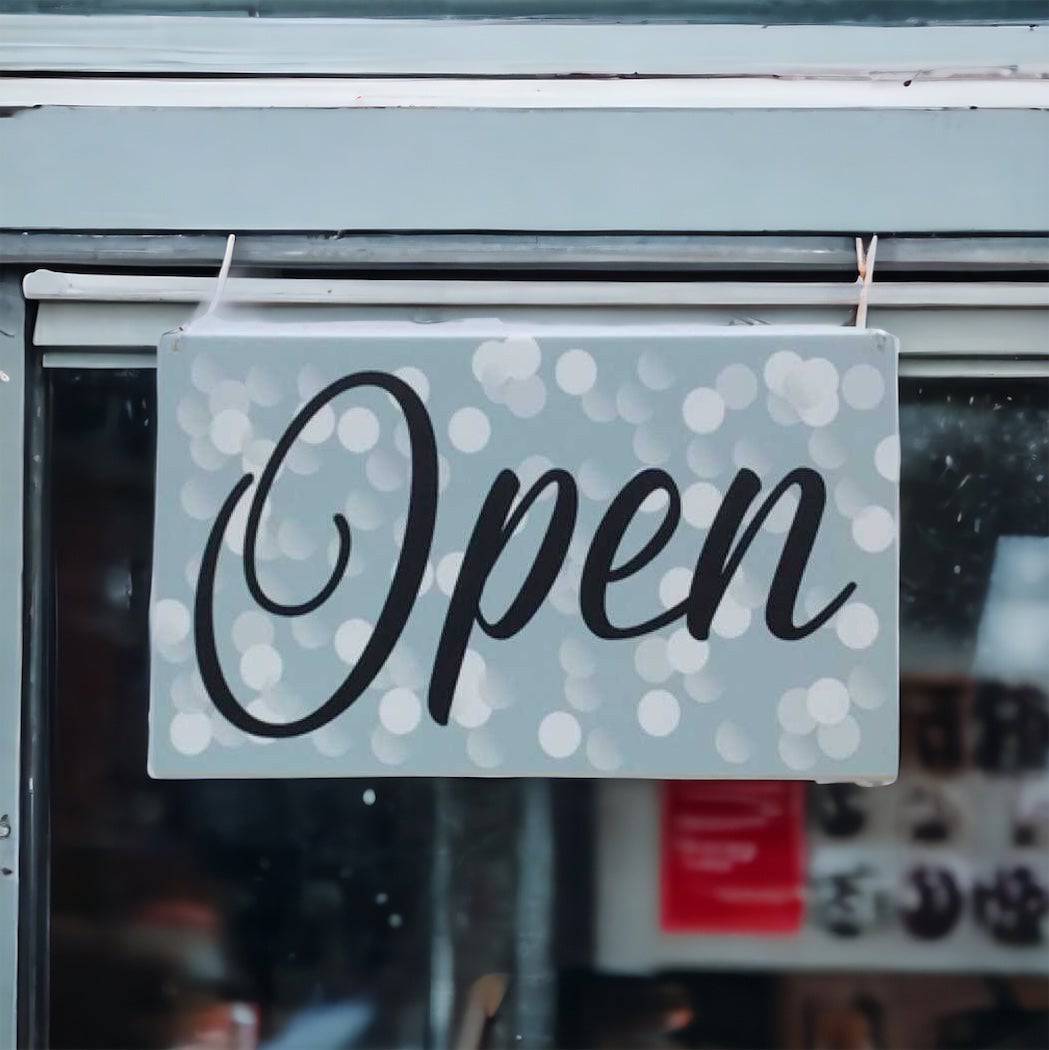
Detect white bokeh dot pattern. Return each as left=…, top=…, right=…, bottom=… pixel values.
left=151, top=328, right=897, bottom=779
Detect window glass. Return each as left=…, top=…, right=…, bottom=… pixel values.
left=2, top=1, right=1045, bottom=24
left=47, top=368, right=1048, bottom=1049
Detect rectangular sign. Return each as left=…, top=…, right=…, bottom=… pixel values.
left=149, top=322, right=898, bottom=779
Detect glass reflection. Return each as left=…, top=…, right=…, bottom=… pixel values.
left=47, top=371, right=1047, bottom=1049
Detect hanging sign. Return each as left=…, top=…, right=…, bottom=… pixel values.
left=149, top=322, right=899, bottom=780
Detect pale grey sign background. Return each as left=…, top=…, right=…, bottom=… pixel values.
left=149, top=321, right=898, bottom=780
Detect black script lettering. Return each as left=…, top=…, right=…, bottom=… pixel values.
left=195, top=372, right=437, bottom=738
left=580, top=469, right=684, bottom=639
left=686, top=467, right=855, bottom=642
left=428, top=469, right=577, bottom=725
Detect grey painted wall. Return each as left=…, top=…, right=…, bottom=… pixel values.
left=1, top=107, right=1045, bottom=232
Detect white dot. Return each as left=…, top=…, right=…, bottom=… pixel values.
left=480, top=666, right=514, bottom=709
left=766, top=392, right=800, bottom=427
left=633, top=425, right=671, bottom=466
left=191, top=436, right=227, bottom=471
left=505, top=376, right=547, bottom=419
left=394, top=366, right=430, bottom=403
left=344, top=491, right=384, bottom=531
left=732, top=438, right=771, bottom=478
left=834, top=479, right=870, bottom=519
left=297, top=365, right=325, bottom=400
left=559, top=637, right=596, bottom=678
left=848, top=666, right=887, bottom=710
left=419, top=560, right=435, bottom=596
left=379, top=688, right=422, bottom=735
left=472, top=336, right=540, bottom=385
left=809, top=429, right=847, bottom=470
left=313, top=724, right=351, bottom=758
left=334, top=618, right=373, bottom=664
left=190, top=354, right=223, bottom=394
left=387, top=647, right=425, bottom=691
left=637, top=351, right=675, bottom=391
left=659, top=567, right=692, bottom=609
left=581, top=389, right=616, bottom=423
left=565, top=677, right=602, bottom=712
left=209, top=378, right=250, bottom=415
left=246, top=366, right=281, bottom=407
left=366, top=449, right=405, bottom=492
left=783, top=357, right=839, bottom=416
left=586, top=729, right=622, bottom=772
left=779, top=733, right=817, bottom=771
left=687, top=439, right=724, bottom=479
left=152, top=599, right=190, bottom=647
left=277, top=518, right=316, bottom=561
left=728, top=568, right=766, bottom=610
left=156, top=637, right=191, bottom=665
left=436, top=552, right=464, bottom=596
left=638, top=690, right=680, bottom=737
left=517, top=454, right=556, bottom=498
left=176, top=395, right=209, bottom=438
left=842, top=364, right=886, bottom=410
left=232, top=610, right=273, bottom=653
left=874, top=435, right=900, bottom=482
left=337, top=407, right=380, bottom=453
left=852, top=505, right=895, bottom=553
left=209, top=409, right=252, bottom=455
left=798, top=392, right=840, bottom=428
left=712, top=594, right=751, bottom=639
left=448, top=407, right=491, bottom=453
left=556, top=349, right=597, bottom=396
left=371, top=726, right=408, bottom=766
left=682, top=482, right=722, bottom=529
left=807, top=677, right=851, bottom=725
left=287, top=443, right=320, bottom=476
left=291, top=614, right=330, bottom=650
left=467, top=729, right=503, bottom=770
left=634, top=636, right=672, bottom=683
left=239, top=643, right=283, bottom=691
left=682, top=387, right=725, bottom=434
left=763, top=350, right=802, bottom=395
left=362, top=788, right=377, bottom=805
left=613, top=383, right=651, bottom=426
left=578, top=461, right=614, bottom=501
left=539, top=711, right=582, bottom=758
left=667, top=628, right=709, bottom=674
left=818, top=715, right=862, bottom=759
left=715, top=721, right=751, bottom=764
left=640, top=490, right=669, bottom=514
left=242, top=437, right=275, bottom=474
left=836, top=603, right=880, bottom=650
left=683, top=671, right=723, bottom=705
left=760, top=491, right=798, bottom=537
left=451, top=650, right=491, bottom=729
left=170, top=711, right=212, bottom=756
left=171, top=672, right=205, bottom=712
left=778, top=687, right=816, bottom=735
left=299, top=404, right=335, bottom=445
left=716, top=364, right=758, bottom=410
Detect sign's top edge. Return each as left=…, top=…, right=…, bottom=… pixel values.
left=164, top=317, right=898, bottom=348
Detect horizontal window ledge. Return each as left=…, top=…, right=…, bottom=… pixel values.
left=23, top=271, right=1049, bottom=308
left=1, top=17, right=1046, bottom=78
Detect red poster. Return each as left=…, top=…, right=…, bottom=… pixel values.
left=661, top=780, right=806, bottom=934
